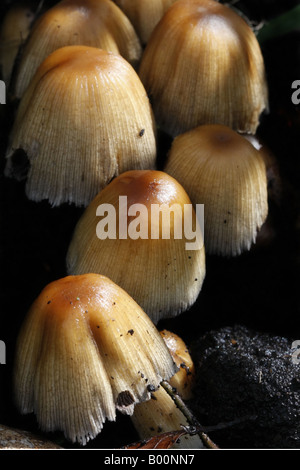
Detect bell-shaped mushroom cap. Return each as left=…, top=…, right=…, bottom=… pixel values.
left=13, top=0, right=142, bottom=98
left=113, top=0, right=177, bottom=45
left=130, top=386, right=205, bottom=449
left=160, top=329, right=195, bottom=400
left=164, top=124, right=268, bottom=257
left=139, top=0, right=268, bottom=137
left=0, top=1, right=35, bottom=85
left=66, top=170, right=205, bottom=324
left=14, top=273, right=177, bottom=445
left=5, top=45, right=156, bottom=207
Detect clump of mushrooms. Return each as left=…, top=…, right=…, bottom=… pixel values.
left=5, top=45, right=157, bottom=207
left=12, top=0, right=142, bottom=99
left=164, top=124, right=268, bottom=257
left=13, top=273, right=178, bottom=445
left=66, top=169, right=206, bottom=324
left=139, top=0, right=268, bottom=137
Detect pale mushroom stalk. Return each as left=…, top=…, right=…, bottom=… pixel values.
left=5, top=46, right=156, bottom=207
left=13, top=0, right=142, bottom=99
left=164, top=124, right=268, bottom=257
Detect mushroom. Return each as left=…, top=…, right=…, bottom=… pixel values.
left=5, top=45, right=157, bottom=207
left=139, top=0, right=268, bottom=137
left=131, top=330, right=204, bottom=449
left=160, top=329, right=195, bottom=400
left=164, top=124, right=269, bottom=257
left=0, top=1, right=35, bottom=86
left=13, top=273, right=178, bottom=445
left=112, top=0, right=177, bottom=45
left=66, top=169, right=206, bottom=324
left=12, top=0, right=142, bottom=99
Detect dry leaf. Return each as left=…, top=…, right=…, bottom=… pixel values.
left=123, top=429, right=189, bottom=449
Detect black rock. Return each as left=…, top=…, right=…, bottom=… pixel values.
left=190, top=325, right=300, bottom=449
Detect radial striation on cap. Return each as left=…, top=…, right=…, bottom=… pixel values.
left=5, top=45, right=157, bottom=207
left=66, top=170, right=206, bottom=323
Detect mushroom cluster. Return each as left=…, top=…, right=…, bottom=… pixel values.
left=2, top=0, right=291, bottom=451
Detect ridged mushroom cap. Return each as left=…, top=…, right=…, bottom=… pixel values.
left=66, top=170, right=205, bottom=323
left=5, top=45, right=157, bottom=207
left=113, top=0, right=177, bottom=44
left=13, top=0, right=142, bottom=98
left=164, top=124, right=268, bottom=256
left=13, top=273, right=177, bottom=445
left=160, top=329, right=195, bottom=400
left=0, top=1, right=35, bottom=85
left=139, top=0, right=268, bottom=137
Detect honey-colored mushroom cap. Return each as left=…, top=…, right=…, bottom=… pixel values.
left=139, top=0, right=268, bottom=137
left=13, top=0, right=142, bottom=98
left=5, top=45, right=156, bottom=207
left=66, top=170, right=205, bottom=323
left=131, top=386, right=205, bottom=449
left=131, top=330, right=201, bottom=448
left=14, top=273, right=177, bottom=445
left=164, top=124, right=268, bottom=257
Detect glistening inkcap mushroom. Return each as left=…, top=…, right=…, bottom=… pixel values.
left=0, top=1, right=35, bottom=85
left=131, top=330, right=203, bottom=448
left=13, top=273, right=177, bottom=445
left=160, top=329, right=195, bottom=400
left=5, top=45, right=157, bottom=207
left=12, top=0, right=142, bottom=99
left=164, top=124, right=269, bottom=257
left=66, top=170, right=206, bottom=324
left=139, top=0, right=268, bottom=137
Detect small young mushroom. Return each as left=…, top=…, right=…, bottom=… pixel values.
left=160, top=329, right=195, bottom=400
left=12, top=0, right=142, bottom=98
left=130, top=386, right=205, bottom=449
left=113, top=0, right=177, bottom=45
left=5, top=45, right=156, bottom=207
left=139, top=0, right=268, bottom=137
left=131, top=331, right=202, bottom=449
left=164, top=124, right=268, bottom=257
left=13, top=273, right=178, bottom=445
left=66, top=169, right=206, bottom=324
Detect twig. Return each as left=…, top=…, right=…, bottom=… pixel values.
left=160, top=380, right=218, bottom=449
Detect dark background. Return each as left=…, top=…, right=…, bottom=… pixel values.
left=0, top=0, right=299, bottom=449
